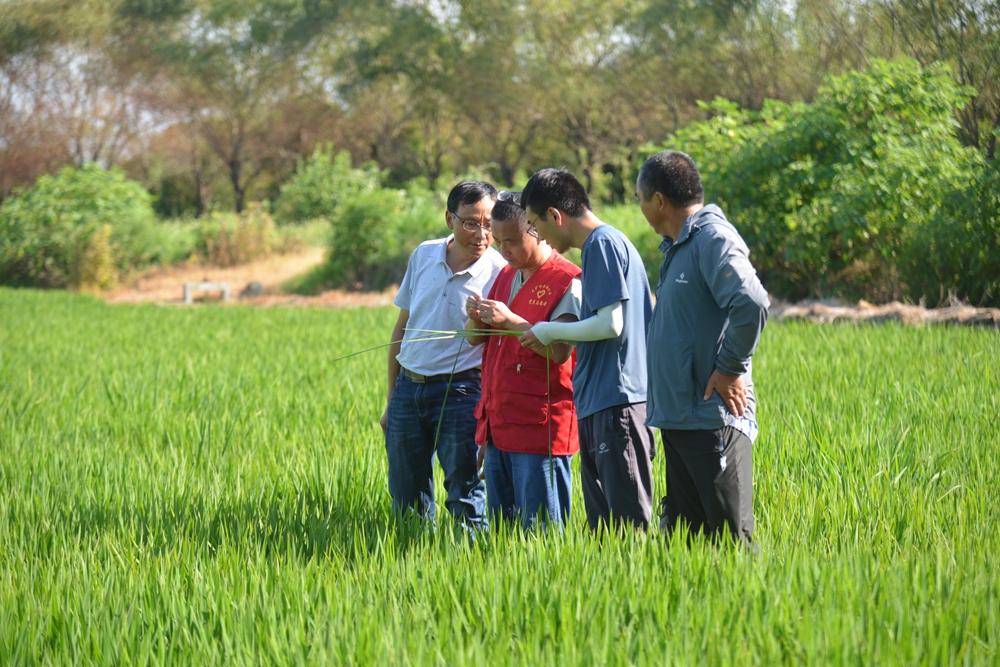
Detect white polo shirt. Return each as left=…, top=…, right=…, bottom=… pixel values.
left=394, top=236, right=507, bottom=375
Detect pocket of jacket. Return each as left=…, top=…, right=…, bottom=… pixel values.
left=497, top=361, right=550, bottom=424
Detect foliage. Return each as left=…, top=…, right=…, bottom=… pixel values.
left=0, top=163, right=163, bottom=289
left=649, top=58, right=991, bottom=304
left=147, top=221, right=203, bottom=265
left=118, top=0, right=348, bottom=213
left=194, top=204, right=283, bottom=268
left=277, top=218, right=333, bottom=249
left=1, top=289, right=998, bottom=663
left=909, top=154, right=1000, bottom=305
left=4, top=0, right=1000, bottom=212
left=77, top=224, right=118, bottom=290
left=0, top=161, right=327, bottom=289
left=274, top=147, right=382, bottom=224
left=326, top=186, right=444, bottom=291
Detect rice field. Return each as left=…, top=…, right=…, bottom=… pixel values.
left=1, top=287, right=998, bottom=665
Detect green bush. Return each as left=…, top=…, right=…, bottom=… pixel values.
left=326, top=188, right=445, bottom=290
left=647, top=58, right=991, bottom=304
left=274, top=147, right=381, bottom=224
left=194, top=204, right=283, bottom=267
left=147, top=222, right=201, bottom=265
left=909, top=155, right=1000, bottom=305
left=0, top=164, right=162, bottom=289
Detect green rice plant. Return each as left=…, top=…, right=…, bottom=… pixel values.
left=0, top=288, right=997, bottom=665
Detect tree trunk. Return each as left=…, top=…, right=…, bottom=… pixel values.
left=194, top=168, right=206, bottom=218
left=230, top=159, right=244, bottom=213
left=988, top=108, right=1000, bottom=160
left=498, top=158, right=515, bottom=188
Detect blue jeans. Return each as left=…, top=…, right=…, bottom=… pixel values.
left=385, top=373, right=487, bottom=530
left=484, top=442, right=572, bottom=531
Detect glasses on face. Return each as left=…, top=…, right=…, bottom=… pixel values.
left=526, top=211, right=546, bottom=238
left=450, top=212, right=492, bottom=233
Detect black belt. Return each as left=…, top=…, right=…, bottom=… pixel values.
left=402, top=368, right=481, bottom=384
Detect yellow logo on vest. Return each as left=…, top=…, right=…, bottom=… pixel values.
left=528, top=284, right=553, bottom=306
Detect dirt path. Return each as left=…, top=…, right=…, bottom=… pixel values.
left=104, top=250, right=997, bottom=325
left=106, top=248, right=397, bottom=307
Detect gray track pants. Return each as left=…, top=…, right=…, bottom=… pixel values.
left=578, top=402, right=656, bottom=532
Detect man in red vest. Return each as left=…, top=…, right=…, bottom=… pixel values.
left=465, top=194, right=583, bottom=530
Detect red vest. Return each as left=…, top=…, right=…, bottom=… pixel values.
left=474, top=252, right=581, bottom=456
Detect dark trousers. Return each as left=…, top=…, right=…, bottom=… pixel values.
left=659, top=426, right=754, bottom=548
left=578, top=403, right=656, bottom=532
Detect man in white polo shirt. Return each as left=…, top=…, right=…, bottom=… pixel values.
left=380, top=182, right=507, bottom=531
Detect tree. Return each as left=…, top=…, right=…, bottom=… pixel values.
left=346, top=3, right=467, bottom=188
left=874, top=0, right=1000, bottom=156
left=522, top=0, right=660, bottom=196
left=118, top=0, right=350, bottom=211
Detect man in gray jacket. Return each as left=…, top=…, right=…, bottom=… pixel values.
left=636, top=150, right=769, bottom=549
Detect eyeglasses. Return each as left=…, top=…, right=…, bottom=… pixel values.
left=526, top=211, right=546, bottom=237
left=450, top=212, right=492, bottom=233
left=497, top=190, right=521, bottom=205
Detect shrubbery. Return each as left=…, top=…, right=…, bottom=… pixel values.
left=324, top=187, right=444, bottom=290
left=5, top=61, right=997, bottom=303
left=646, top=58, right=998, bottom=305
left=194, top=204, right=289, bottom=268
left=0, top=164, right=164, bottom=289
left=0, top=165, right=316, bottom=289
left=275, top=147, right=476, bottom=291
left=274, top=147, right=381, bottom=225
left=909, top=158, right=1000, bottom=305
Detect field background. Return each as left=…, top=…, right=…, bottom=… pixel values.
left=1, top=288, right=998, bottom=664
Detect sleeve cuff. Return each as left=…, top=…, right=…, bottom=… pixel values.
left=715, top=357, right=748, bottom=376
left=532, top=321, right=555, bottom=346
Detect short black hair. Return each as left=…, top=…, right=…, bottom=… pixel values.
left=447, top=181, right=498, bottom=214
left=491, top=198, right=529, bottom=232
left=637, top=150, right=704, bottom=208
left=520, top=168, right=591, bottom=218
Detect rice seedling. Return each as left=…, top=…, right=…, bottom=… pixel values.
left=0, top=288, right=997, bottom=664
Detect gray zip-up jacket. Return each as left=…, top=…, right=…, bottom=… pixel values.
left=645, top=204, right=769, bottom=432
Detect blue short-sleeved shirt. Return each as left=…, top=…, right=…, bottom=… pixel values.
left=573, top=224, right=654, bottom=418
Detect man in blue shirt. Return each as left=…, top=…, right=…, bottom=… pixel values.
left=519, top=168, right=656, bottom=532
left=636, top=150, right=769, bottom=549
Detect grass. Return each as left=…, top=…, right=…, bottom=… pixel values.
left=1, top=287, right=998, bottom=664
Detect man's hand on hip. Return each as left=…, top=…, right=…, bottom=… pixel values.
left=704, top=370, right=748, bottom=417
